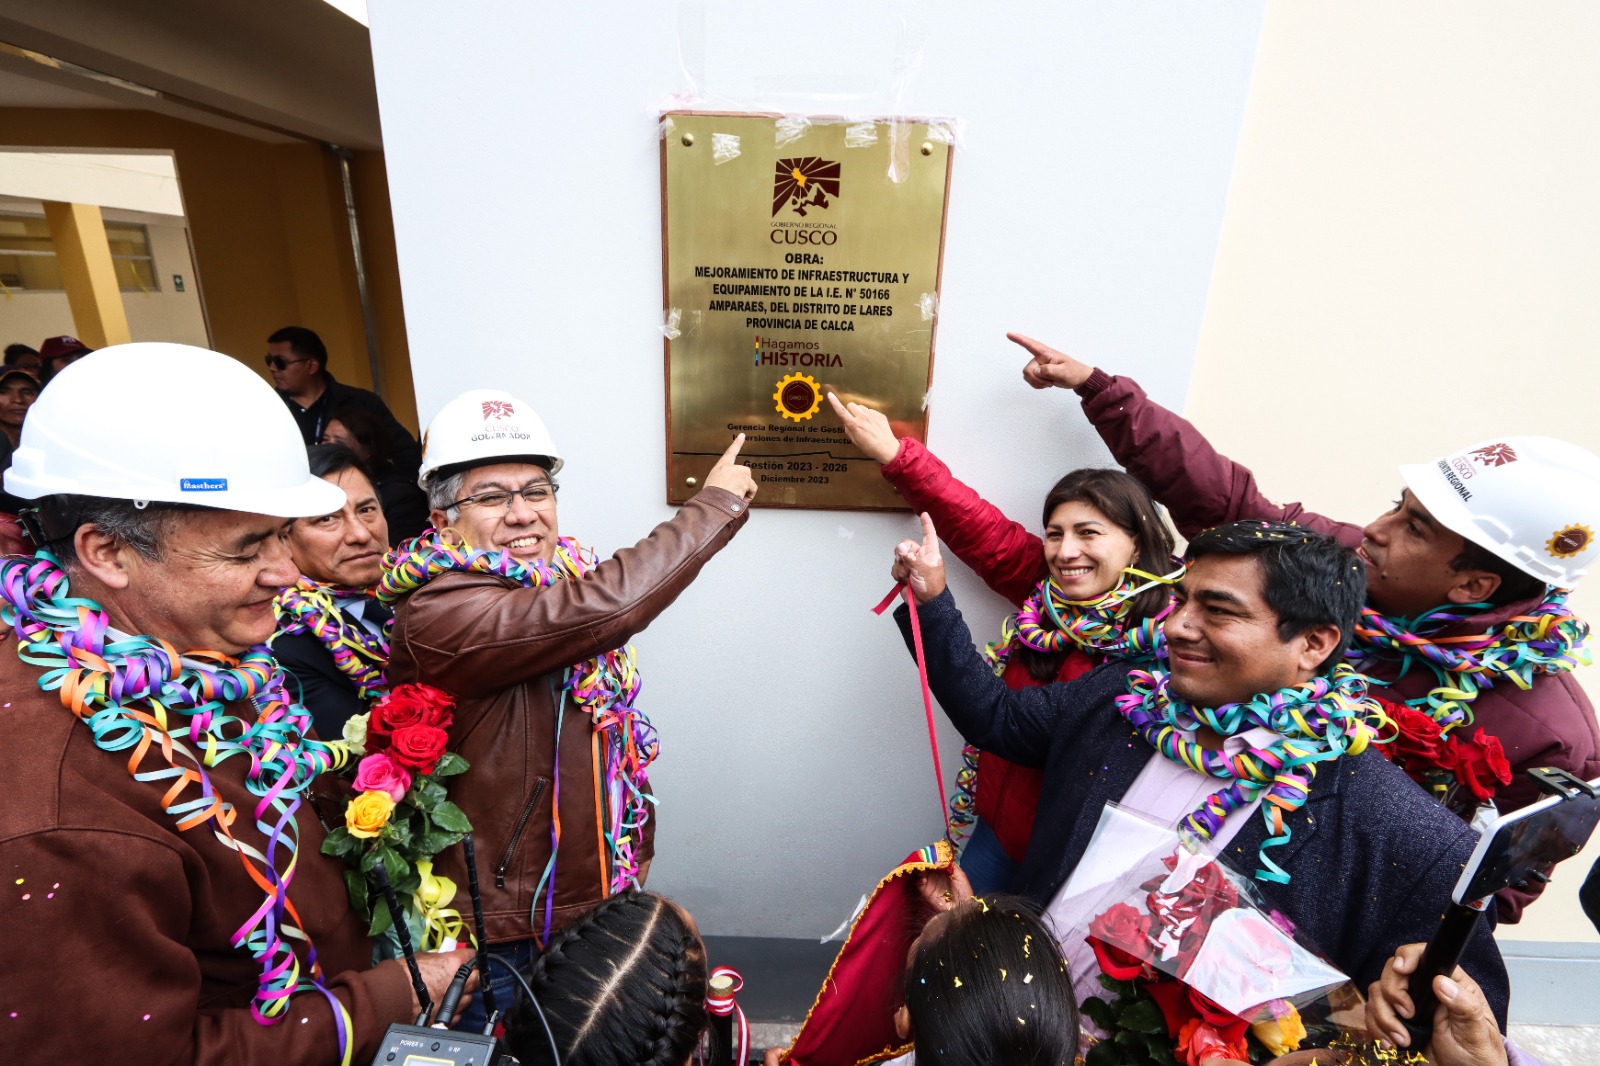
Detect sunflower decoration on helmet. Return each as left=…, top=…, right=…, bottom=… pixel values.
left=1547, top=523, right=1594, bottom=560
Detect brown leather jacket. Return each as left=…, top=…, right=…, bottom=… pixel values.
left=0, top=633, right=413, bottom=1065
left=386, top=488, right=749, bottom=942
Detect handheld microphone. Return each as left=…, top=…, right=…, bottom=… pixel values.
left=464, top=832, right=500, bottom=1028
left=375, top=863, right=433, bottom=1026
left=367, top=846, right=509, bottom=1066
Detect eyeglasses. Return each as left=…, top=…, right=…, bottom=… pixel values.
left=450, top=483, right=560, bottom=513
left=264, top=355, right=311, bottom=371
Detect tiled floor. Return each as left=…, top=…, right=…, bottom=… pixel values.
left=749, top=1023, right=800, bottom=1054
left=711, top=937, right=1600, bottom=1062
left=1508, top=1024, right=1600, bottom=1063
left=754, top=1023, right=1599, bottom=1062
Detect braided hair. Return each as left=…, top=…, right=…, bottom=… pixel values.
left=506, top=892, right=708, bottom=1066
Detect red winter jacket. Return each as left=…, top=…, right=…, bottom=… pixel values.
left=880, top=438, right=1095, bottom=862
left=1075, top=368, right=1600, bottom=920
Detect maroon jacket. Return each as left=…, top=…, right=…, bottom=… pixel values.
left=0, top=633, right=413, bottom=1065
left=880, top=438, right=1097, bottom=862
left=1075, top=369, right=1600, bottom=919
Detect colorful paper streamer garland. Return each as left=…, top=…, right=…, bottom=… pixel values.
left=943, top=568, right=1179, bottom=848
left=1117, top=663, right=1387, bottom=884
left=0, top=552, right=355, bottom=1064
left=272, top=577, right=390, bottom=701
left=379, top=530, right=657, bottom=907
left=1352, top=589, right=1590, bottom=731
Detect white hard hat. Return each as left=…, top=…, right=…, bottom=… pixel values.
left=1400, top=435, right=1600, bottom=587
left=4, top=342, right=343, bottom=517
left=417, top=389, right=563, bottom=487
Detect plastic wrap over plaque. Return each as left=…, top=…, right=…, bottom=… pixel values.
left=660, top=112, right=954, bottom=509
left=775, top=115, right=813, bottom=147
left=711, top=132, right=741, bottom=164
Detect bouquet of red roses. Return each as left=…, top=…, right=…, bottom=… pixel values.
left=1373, top=700, right=1511, bottom=818
left=1055, top=806, right=1360, bottom=1066
left=320, top=683, right=474, bottom=956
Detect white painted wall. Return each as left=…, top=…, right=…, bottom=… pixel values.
left=369, top=0, right=1266, bottom=936
left=1187, top=1, right=1600, bottom=952
left=0, top=200, right=209, bottom=351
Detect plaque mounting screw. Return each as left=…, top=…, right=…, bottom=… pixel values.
left=685, top=476, right=698, bottom=487
left=920, top=141, right=933, bottom=156
left=681, top=133, right=695, bottom=147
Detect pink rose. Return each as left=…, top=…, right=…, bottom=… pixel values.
left=352, top=752, right=413, bottom=802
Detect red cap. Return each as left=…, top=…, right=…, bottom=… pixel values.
left=39, top=335, right=93, bottom=361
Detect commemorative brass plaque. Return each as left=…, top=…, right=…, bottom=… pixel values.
left=661, top=112, right=954, bottom=509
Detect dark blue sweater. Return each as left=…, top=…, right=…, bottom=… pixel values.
left=896, top=589, right=1509, bottom=1028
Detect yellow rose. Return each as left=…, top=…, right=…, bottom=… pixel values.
left=1250, top=1003, right=1307, bottom=1056
left=346, top=790, right=396, bottom=839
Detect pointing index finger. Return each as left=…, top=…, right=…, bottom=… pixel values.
left=716, top=433, right=746, bottom=465
left=1006, top=332, right=1051, bottom=358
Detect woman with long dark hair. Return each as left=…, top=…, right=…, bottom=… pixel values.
left=831, top=394, right=1178, bottom=893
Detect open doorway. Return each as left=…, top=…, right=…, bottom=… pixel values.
left=0, top=149, right=209, bottom=353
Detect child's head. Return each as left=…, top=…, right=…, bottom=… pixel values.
left=898, top=895, right=1079, bottom=1066
left=507, top=891, right=708, bottom=1066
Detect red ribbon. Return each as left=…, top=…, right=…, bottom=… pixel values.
left=705, top=964, right=750, bottom=1066
left=873, top=584, right=951, bottom=838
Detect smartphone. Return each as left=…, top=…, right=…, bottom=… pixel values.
left=1453, top=776, right=1600, bottom=905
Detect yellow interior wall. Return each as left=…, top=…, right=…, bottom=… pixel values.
left=1188, top=2, right=1600, bottom=944
left=0, top=108, right=417, bottom=432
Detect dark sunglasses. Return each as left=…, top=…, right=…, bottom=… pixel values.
left=264, top=355, right=310, bottom=371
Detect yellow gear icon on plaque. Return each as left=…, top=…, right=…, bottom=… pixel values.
left=773, top=372, right=823, bottom=422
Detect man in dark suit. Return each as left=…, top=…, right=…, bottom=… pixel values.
left=272, top=444, right=393, bottom=739
left=889, top=516, right=1510, bottom=1035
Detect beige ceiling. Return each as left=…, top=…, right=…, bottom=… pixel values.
left=0, top=0, right=380, bottom=148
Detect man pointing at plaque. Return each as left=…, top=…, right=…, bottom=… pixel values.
left=381, top=389, right=756, bottom=1026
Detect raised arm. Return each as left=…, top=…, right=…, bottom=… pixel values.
left=1009, top=333, right=1362, bottom=546
left=887, top=514, right=1097, bottom=765
left=830, top=392, right=1046, bottom=603
left=396, top=488, right=748, bottom=696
